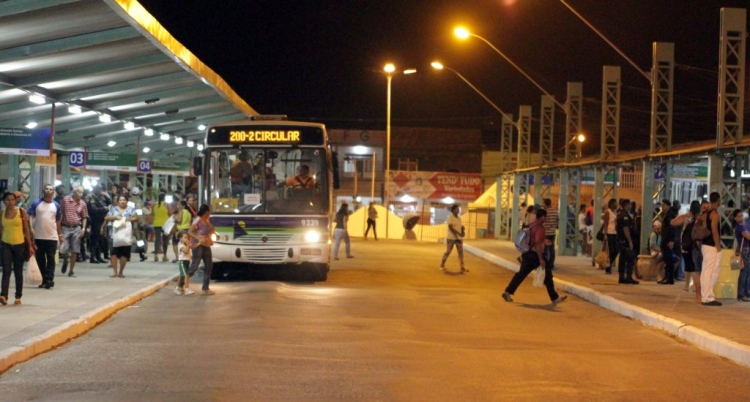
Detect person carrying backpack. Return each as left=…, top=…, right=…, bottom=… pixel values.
left=503, top=208, right=567, bottom=304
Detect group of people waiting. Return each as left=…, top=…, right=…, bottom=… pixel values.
left=0, top=183, right=219, bottom=305
left=598, top=192, right=727, bottom=306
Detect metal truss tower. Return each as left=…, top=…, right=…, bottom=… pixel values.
left=650, top=42, right=674, bottom=153
left=717, top=8, right=746, bottom=147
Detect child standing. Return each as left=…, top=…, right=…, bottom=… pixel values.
left=175, top=232, right=195, bottom=295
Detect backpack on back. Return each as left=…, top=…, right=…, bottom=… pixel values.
left=515, top=222, right=539, bottom=253
left=584, top=210, right=593, bottom=226
left=691, top=211, right=711, bottom=241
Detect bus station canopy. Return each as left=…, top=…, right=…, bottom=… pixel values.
left=0, top=0, right=256, bottom=161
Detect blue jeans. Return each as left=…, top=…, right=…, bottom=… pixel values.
left=188, top=245, right=213, bottom=291
left=333, top=229, right=350, bottom=258
left=738, top=249, right=750, bottom=300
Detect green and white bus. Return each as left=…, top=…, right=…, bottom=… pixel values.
left=194, top=116, right=338, bottom=281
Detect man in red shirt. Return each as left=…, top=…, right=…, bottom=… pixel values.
left=502, top=208, right=567, bottom=304
left=59, top=186, right=89, bottom=277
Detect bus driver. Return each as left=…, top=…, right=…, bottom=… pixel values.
left=283, top=165, right=315, bottom=189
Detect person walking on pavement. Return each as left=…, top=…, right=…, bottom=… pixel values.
left=502, top=208, right=567, bottom=304
left=542, top=198, right=558, bottom=270
left=440, top=204, right=467, bottom=273
left=59, top=186, right=88, bottom=277
left=87, top=185, right=110, bottom=264
left=28, top=184, right=62, bottom=289
left=615, top=199, right=639, bottom=284
left=0, top=191, right=35, bottom=305
left=700, top=192, right=722, bottom=306
left=333, top=203, right=354, bottom=260
left=104, top=196, right=138, bottom=278
left=187, top=204, right=217, bottom=295
left=601, top=198, right=618, bottom=275
left=364, top=201, right=378, bottom=240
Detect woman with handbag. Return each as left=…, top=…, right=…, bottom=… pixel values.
left=732, top=209, right=750, bottom=301
left=0, top=191, right=36, bottom=305
left=104, top=196, right=138, bottom=278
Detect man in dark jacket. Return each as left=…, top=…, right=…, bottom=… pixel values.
left=658, top=199, right=680, bottom=284
left=87, top=185, right=110, bottom=263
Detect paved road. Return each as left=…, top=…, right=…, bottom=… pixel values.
left=0, top=240, right=747, bottom=401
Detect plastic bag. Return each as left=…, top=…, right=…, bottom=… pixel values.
left=25, top=257, right=42, bottom=286
left=533, top=266, right=545, bottom=288
left=161, top=216, right=175, bottom=236
left=112, top=221, right=133, bottom=247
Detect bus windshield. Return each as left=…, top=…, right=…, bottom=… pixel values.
left=209, top=147, right=329, bottom=215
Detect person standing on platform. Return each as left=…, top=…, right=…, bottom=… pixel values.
left=87, top=185, right=110, bottom=264
left=364, top=201, right=378, bottom=240
left=28, top=184, right=62, bottom=289
left=700, top=192, right=722, bottom=306
left=601, top=198, right=618, bottom=275
left=658, top=200, right=679, bottom=285
left=615, top=199, right=639, bottom=284
left=333, top=203, right=354, bottom=260
left=187, top=204, right=217, bottom=295
left=59, top=186, right=88, bottom=277
left=152, top=193, right=171, bottom=262
left=502, top=208, right=567, bottom=305
left=542, top=198, right=558, bottom=270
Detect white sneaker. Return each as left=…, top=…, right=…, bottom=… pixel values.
left=184, top=288, right=195, bottom=295
left=173, top=286, right=183, bottom=295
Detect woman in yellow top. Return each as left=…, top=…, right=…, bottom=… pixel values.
left=0, top=191, right=35, bottom=305
left=152, top=193, right=172, bottom=262
left=170, top=200, right=193, bottom=263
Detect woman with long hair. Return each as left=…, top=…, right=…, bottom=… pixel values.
left=104, top=195, right=138, bottom=278
left=333, top=203, right=353, bottom=260
left=0, top=191, right=35, bottom=305
left=188, top=204, right=217, bottom=295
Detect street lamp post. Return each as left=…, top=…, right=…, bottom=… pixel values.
left=383, top=63, right=416, bottom=239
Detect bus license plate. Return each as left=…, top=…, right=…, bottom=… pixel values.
left=301, top=248, right=321, bottom=256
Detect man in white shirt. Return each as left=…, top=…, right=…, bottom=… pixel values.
left=28, top=184, right=63, bottom=289
left=440, top=204, right=467, bottom=273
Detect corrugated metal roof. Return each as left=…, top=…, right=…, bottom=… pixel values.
left=0, top=0, right=256, bottom=161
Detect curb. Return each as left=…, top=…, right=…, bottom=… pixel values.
left=464, top=244, right=750, bottom=369
left=0, top=276, right=174, bottom=375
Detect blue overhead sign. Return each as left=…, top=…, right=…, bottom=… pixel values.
left=69, top=151, right=85, bottom=168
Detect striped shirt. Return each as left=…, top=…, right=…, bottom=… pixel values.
left=61, top=195, right=88, bottom=226
left=544, top=208, right=559, bottom=236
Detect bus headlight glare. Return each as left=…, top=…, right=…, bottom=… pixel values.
left=304, top=230, right=321, bottom=243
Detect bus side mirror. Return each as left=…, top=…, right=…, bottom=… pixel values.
left=192, top=157, right=202, bottom=176
left=332, top=151, right=340, bottom=189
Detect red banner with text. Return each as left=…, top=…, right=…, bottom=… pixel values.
left=388, top=171, right=482, bottom=200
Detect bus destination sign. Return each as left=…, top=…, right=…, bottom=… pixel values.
left=207, top=125, right=325, bottom=146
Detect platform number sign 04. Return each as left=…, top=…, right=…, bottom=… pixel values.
left=137, top=159, right=152, bottom=174
left=69, top=151, right=85, bottom=168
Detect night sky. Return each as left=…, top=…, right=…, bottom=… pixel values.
left=137, top=0, right=749, bottom=153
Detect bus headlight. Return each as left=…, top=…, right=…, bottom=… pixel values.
left=304, top=230, right=321, bottom=243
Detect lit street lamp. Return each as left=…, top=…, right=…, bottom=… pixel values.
left=383, top=63, right=416, bottom=238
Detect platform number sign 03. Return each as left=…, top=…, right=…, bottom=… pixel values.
left=137, top=159, right=152, bottom=174
left=69, top=151, right=85, bottom=168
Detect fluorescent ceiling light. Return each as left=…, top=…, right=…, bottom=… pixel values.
left=24, top=122, right=38, bottom=129
left=144, top=128, right=154, bottom=136
left=187, top=140, right=194, bottom=147
left=198, top=124, right=206, bottom=130
left=99, top=114, right=112, bottom=123
left=197, top=143, right=204, bottom=151
left=175, top=137, right=184, bottom=145
left=142, top=147, right=150, bottom=153
left=28, top=94, right=45, bottom=104
left=123, top=121, right=135, bottom=130
left=160, top=133, right=170, bottom=141
left=68, top=105, right=82, bottom=114
left=107, top=141, right=116, bottom=147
